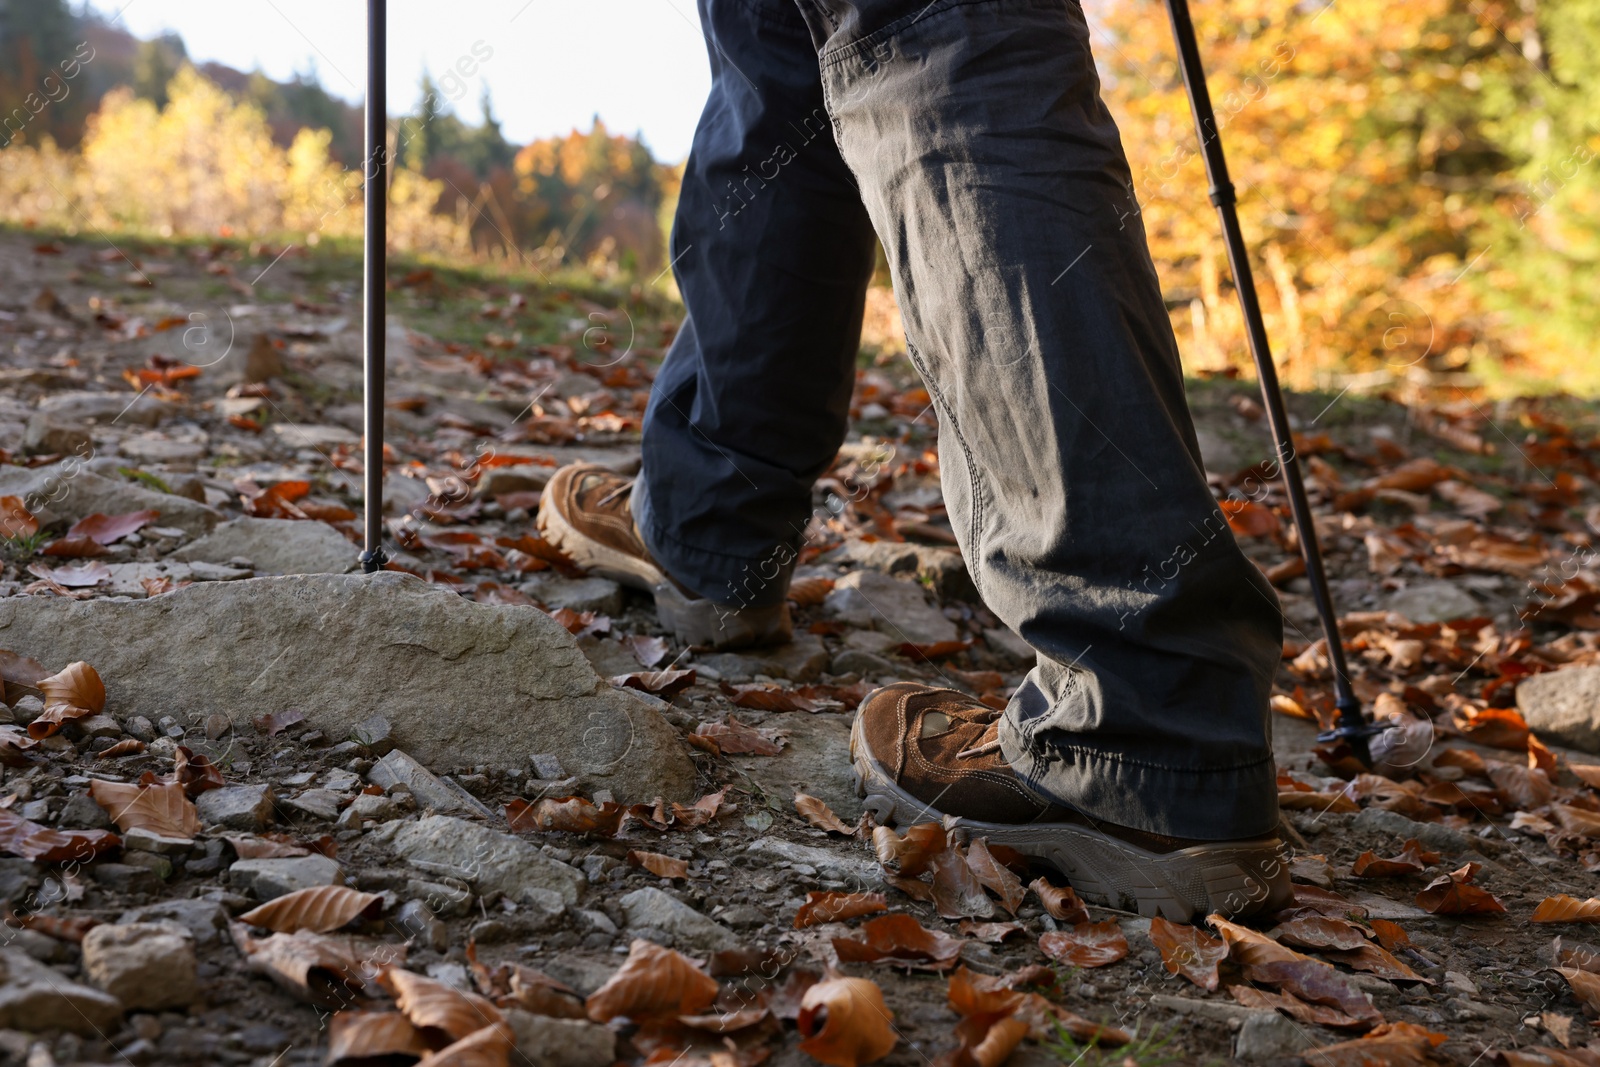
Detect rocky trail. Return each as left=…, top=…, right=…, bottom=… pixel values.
left=4, top=229, right=1600, bottom=1066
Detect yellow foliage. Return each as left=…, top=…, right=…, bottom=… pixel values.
left=0, top=64, right=467, bottom=256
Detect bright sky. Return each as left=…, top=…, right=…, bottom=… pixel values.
left=83, top=0, right=712, bottom=162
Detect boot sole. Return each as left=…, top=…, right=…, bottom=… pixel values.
left=849, top=713, right=1291, bottom=921
left=536, top=491, right=792, bottom=651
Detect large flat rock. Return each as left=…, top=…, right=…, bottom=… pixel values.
left=0, top=462, right=220, bottom=537
left=0, top=572, right=695, bottom=799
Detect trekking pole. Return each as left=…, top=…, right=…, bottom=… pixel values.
left=360, top=0, right=388, bottom=574
left=1159, top=0, right=1387, bottom=764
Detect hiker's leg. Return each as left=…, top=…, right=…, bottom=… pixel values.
left=632, top=0, right=878, bottom=610
left=796, top=0, right=1283, bottom=839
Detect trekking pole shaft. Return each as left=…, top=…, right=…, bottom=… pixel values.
left=360, top=0, right=388, bottom=573
left=1159, top=0, right=1369, bottom=756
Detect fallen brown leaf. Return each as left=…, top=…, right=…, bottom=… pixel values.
left=787, top=576, right=835, bottom=607
left=1038, top=921, right=1129, bottom=969
left=89, top=777, right=199, bottom=840
left=794, top=891, right=889, bottom=929
left=0, top=725, right=40, bottom=767
left=0, top=650, right=46, bottom=706
left=1321, top=942, right=1432, bottom=984
left=1352, top=838, right=1441, bottom=878
left=873, top=822, right=947, bottom=877
left=0, top=496, right=39, bottom=538
left=623, top=634, right=670, bottom=668
left=797, top=976, right=897, bottom=1067
left=1229, top=984, right=1369, bottom=1029
left=1414, top=862, right=1506, bottom=916
left=1369, top=918, right=1412, bottom=953
left=610, top=669, right=697, bottom=698
left=1148, top=915, right=1227, bottom=991
left=231, top=923, right=400, bottom=1008
left=627, top=850, right=689, bottom=879
left=1558, top=966, right=1600, bottom=1013
left=1268, top=916, right=1371, bottom=952
left=172, top=745, right=226, bottom=797
left=931, top=844, right=995, bottom=920
left=958, top=921, right=1025, bottom=943
left=382, top=967, right=503, bottom=1043
left=1029, top=878, right=1089, bottom=924
left=238, top=886, right=384, bottom=934
left=1535, top=896, right=1600, bottom=924
left=253, top=708, right=305, bottom=736
left=1301, top=1020, right=1449, bottom=1064
left=327, top=1011, right=430, bottom=1065
left=586, top=939, right=719, bottom=1021
left=1209, top=915, right=1381, bottom=1024
left=795, top=791, right=855, bottom=835
left=67, top=509, right=160, bottom=546
left=966, top=837, right=1025, bottom=915
left=505, top=796, right=623, bottom=837
left=832, top=913, right=966, bottom=971
left=413, top=1020, right=514, bottom=1066
left=689, top=715, right=785, bottom=756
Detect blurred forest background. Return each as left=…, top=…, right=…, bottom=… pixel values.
left=0, top=0, right=1595, bottom=392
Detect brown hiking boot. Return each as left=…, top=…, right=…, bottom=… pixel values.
left=536, top=463, right=791, bottom=650
left=850, top=681, right=1292, bottom=921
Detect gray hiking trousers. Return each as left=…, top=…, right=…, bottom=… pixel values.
left=632, top=0, right=1285, bottom=840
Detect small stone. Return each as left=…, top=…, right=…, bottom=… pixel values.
left=618, top=887, right=738, bottom=952
left=518, top=574, right=624, bottom=615
left=376, top=815, right=583, bottom=906
left=118, top=899, right=229, bottom=945
left=337, top=792, right=398, bottom=827
left=1234, top=1011, right=1316, bottom=1061
left=23, top=415, right=92, bottom=457
left=1352, top=807, right=1490, bottom=856
left=195, top=784, right=275, bottom=831
left=504, top=1009, right=616, bottom=1067
left=406, top=879, right=473, bottom=919
left=367, top=751, right=492, bottom=817
left=394, top=900, right=449, bottom=953
left=9, top=696, right=43, bottom=726
left=0, top=947, right=122, bottom=1034
left=284, top=789, right=341, bottom=821
left=1387, top=581, right=1481, bottom=624
left=823, top=569, right=959, bottom=645
left=829, top=649, right=894, bottom=676
left=122, top=828, right=195, bottom=854
left=983, top=627, right=1035, bottom=663
left=86, top=862, right=162, bottom=893
left=351, top=714, right=394, bottom=756
left=1518, top=666, right=1600, bottom=754
left=719, top=904, right=768, bottom=929
left=578, top=908, right=617, bottom=936
left=70, top=713, right=122, bottom=739
left=228, top=855, right=344, bottom=900
left=119, top=851, right=175, bottom=879
left=1445, top=971, right=1479, bottom=996
left=530, top=753, right=566, bottom=780
left=81, top=922, right=198, bottom=1011
left=171, top=517, right=357, bottom=576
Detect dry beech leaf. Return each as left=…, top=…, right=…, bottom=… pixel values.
left=795, top=792, right=855, bottom=835
left=239, top=885, right=384, bottom=933
left=1148, top=915, right=1227, bottom=991
left=327, top=1011, right=429, bottom=1065
left=1321, top=942, right=1432, bottom=985
left=1208, top=915, right=1380, bottom=1024
left=832, top=913, right=966, bottom=971
left=931, top=845, right=995, bottom=920
left=669, top=788, right=730, bottom=829
left=689, top=715, right=785, bottom=756
left=88, top=777, right=199, bottom=839
left=966, top=838, right=1025, bottom=915
left=413, top=1020, right=514, bottom=1067
left=787, top=575, right=835, bottom=607
left=1038, top=922, right=1129, bottom=969
left=1029, top=878, right=1089, bottom=924
left=1569, top=765, right=1600, bottom=791
left=0, top=725, right=40, bottom=767
left=1535, top=896, right=1600, bottom=924
left=1485, top=759, right=1554, bottom=810
left=624, top=634, right=670, bottom=668
left=26, top=701, right=95, bottom=740
left=0, top=496, right=39, bottom=538
left=231, top=923, right=401, bottom=1008
left=505, top=966, right=586, bottom=1018
left=873, top=822, right=946, bottom=877
left=173, top=745, right=226, bottom=797
left=794, top=891, right=889, bottom=929
left=969, top=1015, right=1029, bottom=1067
left=1414, top=862, right=1506, bottom=916
left=97, top=737, right=145, bottom=758
left=0, top=649, right=46, bottom=706
left=1229, top=985, right=1368, bottom=1029
left=36, top=661, right=106, bottom=713
left=797, top=976, right=898, bottom=1067
left=1268, top=916, right=1372, bottom=952
left=1558, top=966, right=1600, bottom=1013
left=383, top=967, right=503, bottom=1042
left=1302, top=1021, right=1449, bottom=1065
left=67, top=509, right=160, bottom=546
left=505, top=796, right=623, bottom=837
left=586, top=939, right=718, bottom=1021
left=0, top=808, right=116, bottom=863
left=610, top=669, right=696, bottom=698
left=959, top=921, right=1025, bottom=943
left=1369, top=918, right=1411, bottom=953
left=1553, top=804, right=1600, bottom=838
left=1352, top=837, right=1440, bottom=878
left=627, top=850, right=689, bottom=880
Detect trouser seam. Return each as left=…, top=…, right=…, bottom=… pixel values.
left=903, top=340, right=985, bottom=602
left=1036, top=744, right=1275, bottom=775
